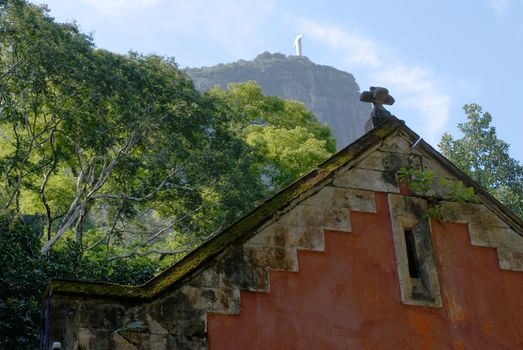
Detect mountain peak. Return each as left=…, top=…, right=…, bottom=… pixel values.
left=186, top=53, right=370, bottom=148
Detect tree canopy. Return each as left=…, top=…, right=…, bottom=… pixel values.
left=439, top=104, right=523, bottom=218
left=0, top=0, right=336, bottom=262
left=1, top=1, right=267, bottom=258
left=1, top=1, right=336, bottom=347
left=207, top=81, right=335, bottom=189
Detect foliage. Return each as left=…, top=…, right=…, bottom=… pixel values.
left=207, top=81, right=335, bottom=189
left=398, top=167, right=479, bottom=220
left=0, top=2, right=335, bottom=346
left=0, top=212, right=160, bottom=349
left=0, top=213, right=44, bottom=349
left=0, top=1, right=268, bottom=258
left=397, top=167, right=435, bottom=194
left=439, top=104, right=523, bottom=218
left=0, top=3, right=336, bottom=346
left=0, top=3, right=334, bottom=260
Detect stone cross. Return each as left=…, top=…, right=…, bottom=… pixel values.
left=360, top=86, right=395, bottom=130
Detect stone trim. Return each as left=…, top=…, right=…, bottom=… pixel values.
left=343, top=130, right=523, bottom=273
left=388, top=194, right=442, bottom=308
left=441, top=202, right=523, bottom=271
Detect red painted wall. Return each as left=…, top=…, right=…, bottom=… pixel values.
left=207, top=193, right=523, bottom=349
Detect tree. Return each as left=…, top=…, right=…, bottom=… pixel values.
left=0, top=211, right=160, bottom=349
left=1, top=2, right=335, bottom=261
left=207, top=81, right=336, bottom=189
left=0, top=1, right=266, bottom=258
left=439, top=103, right=523, bottom=218
left=0, top=3, right=337, bottom=347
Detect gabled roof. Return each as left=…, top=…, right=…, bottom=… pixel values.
left=46, top=117, right=523, bottom=301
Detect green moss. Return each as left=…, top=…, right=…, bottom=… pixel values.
left=373, top=128, right=392, bottom=138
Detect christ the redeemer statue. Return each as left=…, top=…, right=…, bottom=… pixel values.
left=293, top=32, right=304, bottom=56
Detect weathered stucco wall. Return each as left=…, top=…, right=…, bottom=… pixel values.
left=41, top=124, right=523, bottom=350
left=208, top=192, right=523, bottom=349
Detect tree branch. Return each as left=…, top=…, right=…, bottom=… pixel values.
left=106, top=206, right=206, bottom=261
left=39, top=129, right=58, bottom=241
left=106, top=222, right=222, bottom=262
left=90, top=164, right=189, bottom=202
left=107, top=248, right=194, bottom=261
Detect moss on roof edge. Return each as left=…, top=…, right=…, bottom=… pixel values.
left=46, top=118, right=405, bottom=301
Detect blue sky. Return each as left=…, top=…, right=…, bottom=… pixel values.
left=35, top=0, right=523, bottom=161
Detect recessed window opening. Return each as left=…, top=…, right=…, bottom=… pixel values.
left=404, top=229, right=420, bottom=279
left=389, top=194, right=441, bottom=307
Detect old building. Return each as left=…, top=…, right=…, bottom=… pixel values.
left=41, top=116, right=523, bottom=349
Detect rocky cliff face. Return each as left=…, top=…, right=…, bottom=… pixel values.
left=186, top=52, right=370, bottom=149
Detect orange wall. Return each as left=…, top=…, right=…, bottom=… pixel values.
left=207, top=193, right=523, bottom=350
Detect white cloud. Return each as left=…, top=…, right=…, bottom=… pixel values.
left=375, top=65, right=451, bottom=140
left=298, top=18, right=452, bottom=143
left=299, top=19, right=381, bottom=67
left=489, top=0, right=511, bottom=14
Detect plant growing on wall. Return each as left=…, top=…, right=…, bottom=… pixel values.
left=397, top=167, right=479, bottom=220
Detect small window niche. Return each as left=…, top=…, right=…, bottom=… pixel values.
left=388, top=194, right=442, bottom=307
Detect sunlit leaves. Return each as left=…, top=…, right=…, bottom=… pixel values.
left=208, top=81, right=336, bottom=189
left=439, top=104, right=522, bottom=218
